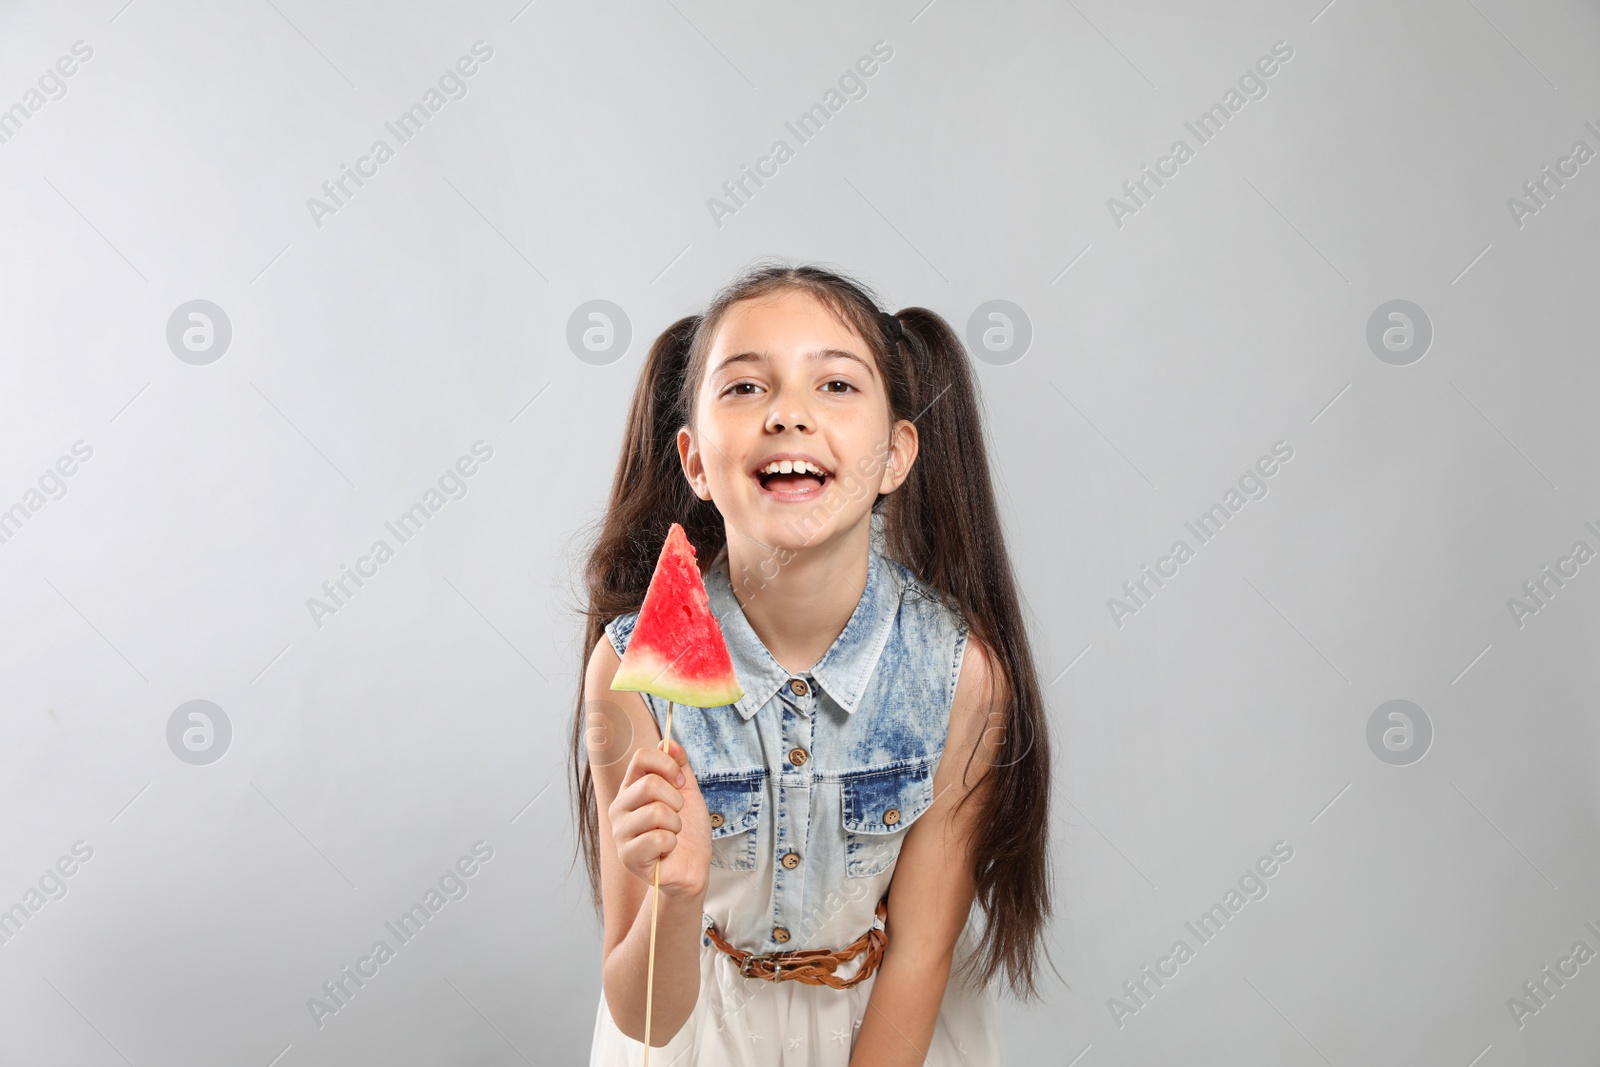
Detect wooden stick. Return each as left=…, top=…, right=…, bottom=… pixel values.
left=642, top=701, right=675, bottom=1064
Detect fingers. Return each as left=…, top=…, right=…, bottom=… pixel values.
left=621, top=742, right=688, bottom=791
left=608, top=794, right=681, bottom=859
left=606, top=742, right=704, bottom=885
left=618, top=827, right=677, bottom=870
left=664, top=739, right=694, bottom=782
left=621, top=810, right=684, bottom=864
left=613, top=797, right=684, bottom=842
left=607, top=751, right=686, bottom=857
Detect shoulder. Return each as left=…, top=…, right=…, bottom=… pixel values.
left=583, top=620, right=663, bottom=777
left=881, top=555, right=977, bottom=704
left=882, top=555, right=970, bottom=638
left=952, top=632, right=1007, bottom=718
left=585, top=623, right=623, bottom=686
left=941, top=634, right=1009, bottom=793
left=600, top=611, right=641, bottom=660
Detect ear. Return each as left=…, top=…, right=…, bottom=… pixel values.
left=677, top=425, right=712, bottom=501
left=876, top=418, right=919, bottom=495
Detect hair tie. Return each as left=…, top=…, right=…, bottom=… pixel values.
left=879, top=311, right=904, bottom=347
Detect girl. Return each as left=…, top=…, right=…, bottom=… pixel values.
left=569, top=262, right=1055, bottom=1064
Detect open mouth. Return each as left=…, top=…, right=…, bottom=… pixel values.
left=753, top=458, right=832, bottom=500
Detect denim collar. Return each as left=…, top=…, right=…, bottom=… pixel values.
left=704, top=545, right=901, bottom=720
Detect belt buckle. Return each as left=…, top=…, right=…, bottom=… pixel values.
left=740, top=951, right=781, bottom=980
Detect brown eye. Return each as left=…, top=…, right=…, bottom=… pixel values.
left=823, top=380, right=854, bottom=393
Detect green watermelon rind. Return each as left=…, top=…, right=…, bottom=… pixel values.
left=611, top=645, right=744, bottom=708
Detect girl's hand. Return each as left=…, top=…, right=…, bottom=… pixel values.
left=607, top=738, right=711, bottom=898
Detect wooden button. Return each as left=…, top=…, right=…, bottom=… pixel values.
left=709, top=813, right=724, bottom=828
left=883, top=808, right=901, bottom=826
left=789, top=678, right=808, bottom=696
left=781, top=852, right=800, bottom=869
left=788, top=747, right=808, bottom=766
left=773, top=926, right=790, bottom=942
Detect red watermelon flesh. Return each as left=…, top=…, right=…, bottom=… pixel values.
left=610, top=523, right=744, bottom=708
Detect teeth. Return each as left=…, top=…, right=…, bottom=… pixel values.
left=759, top=459, right=827, bottom=477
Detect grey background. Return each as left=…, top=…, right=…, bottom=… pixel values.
left=1, top=0, right=1596, bottom=1063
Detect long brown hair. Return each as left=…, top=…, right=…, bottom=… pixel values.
left=567, top=260, right=1058, bottom=1000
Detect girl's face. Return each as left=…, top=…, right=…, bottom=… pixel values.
left=678, top=289, right=917, bottom=556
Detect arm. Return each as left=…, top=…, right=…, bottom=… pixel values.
left=849, top=636, right=1008, bottom=1066
left=586, top=636, right=714, bottom=1045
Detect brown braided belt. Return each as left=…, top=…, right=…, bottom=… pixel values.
left=704, top=897, right=888, bottom=988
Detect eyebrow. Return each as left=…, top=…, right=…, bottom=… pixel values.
left=712, top=348, right=876, bottom=379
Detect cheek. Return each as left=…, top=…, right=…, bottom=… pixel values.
left=701, top=432, right=747, bottom=482
left=690, top=422, right=756, bottom=496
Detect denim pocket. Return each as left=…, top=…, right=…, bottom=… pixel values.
left=840, top=758, right=936, bottom=877
left=700, top=771, right=764, bottom=872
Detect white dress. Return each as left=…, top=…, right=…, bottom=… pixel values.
left=587, top=857, right=1003, bottom=1064
left=588, top=547, right=1006, bottom=1064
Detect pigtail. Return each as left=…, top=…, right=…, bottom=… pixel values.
left=568, top=313, right=725, bottom=914
left=583, top=313, right=726, bottom=620
left=882, top=307, right=1059, bottom=1001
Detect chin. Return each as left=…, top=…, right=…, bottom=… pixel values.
left=735, top=507, right=863, bottom=559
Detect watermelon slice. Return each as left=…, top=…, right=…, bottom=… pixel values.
left=610, top=523, right=744, bottom=708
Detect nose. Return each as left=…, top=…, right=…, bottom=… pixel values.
left=764, top=390, right=813, bottom=433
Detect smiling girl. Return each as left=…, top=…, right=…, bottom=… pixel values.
left=571, top=263, right=1055, bottom=1064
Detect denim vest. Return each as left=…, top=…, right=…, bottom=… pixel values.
left=604, top=544, right=970, bottom=956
